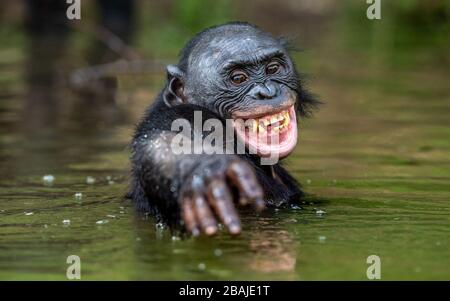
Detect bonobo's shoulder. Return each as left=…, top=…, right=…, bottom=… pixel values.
left=138, top=97, right=222, bottom=132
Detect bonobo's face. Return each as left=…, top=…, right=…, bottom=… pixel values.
left=166, top=24, right=308, bottom=159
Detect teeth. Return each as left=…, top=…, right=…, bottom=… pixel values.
left=283, top=112, right=290, bottom=127
left=242, top=109, right=291, bottom=134
left=252, top=119, right=258, bottom=133
left=258, top=121, right=266, bottom=133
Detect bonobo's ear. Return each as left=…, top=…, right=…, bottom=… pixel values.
left=163, top=65, right=186, bottom=107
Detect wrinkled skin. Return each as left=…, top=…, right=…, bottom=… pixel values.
left=129, top=22, right=318, bottom=236
left=180, top=156, right=265, bottom=236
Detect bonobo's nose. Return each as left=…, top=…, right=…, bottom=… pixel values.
left=250, top=81, right=278, bottom=100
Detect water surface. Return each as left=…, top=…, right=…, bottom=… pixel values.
left=0, top=2, right=449, bottom=280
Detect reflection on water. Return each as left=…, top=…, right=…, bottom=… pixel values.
left=249, top=229, right=297, bottom=275
left=0, top=1, right=449, bottom=280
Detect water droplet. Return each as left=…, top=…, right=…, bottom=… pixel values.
left=318, top=235, right=326, bottom=243
left=24, top=212, right=34, bottom=216
left=74, top=193, right=83, bottom=199
left=315, top=209, right=326, bottom=215
left=214, top=249, right=223, bottom=257
left=62, top=219, right=71, bottom=225
left=155, top=222, right=165, bottom=229
left=86, top=176, right=96, bottom=184
left=42, top=175, right=54, bottom=186
left=198, top=263, right=206, bottom=271
left=96, top=220, right=108, bottom=225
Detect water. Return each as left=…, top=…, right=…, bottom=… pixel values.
left=0, top=2, right=449, bottom=280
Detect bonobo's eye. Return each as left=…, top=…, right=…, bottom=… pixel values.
left=230, top=70, right=248, bottom=85
left=266, top=61, right=281, bottom=75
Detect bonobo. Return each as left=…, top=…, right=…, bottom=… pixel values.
left=129, top=22, right=317, bottom=236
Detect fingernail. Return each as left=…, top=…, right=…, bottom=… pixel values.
left=205, top=225, right=217, bottom=235
left=228, top=223, right=241, bottom=235
left=191, top=228, right=200, bottom=237
left=255, top=198, right=265, bottom=211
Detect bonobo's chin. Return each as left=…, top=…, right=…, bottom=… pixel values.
left=232, top=105, right=298, bottom=160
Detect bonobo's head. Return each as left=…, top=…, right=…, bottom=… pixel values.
left=164, top=22, right=317, bottom=159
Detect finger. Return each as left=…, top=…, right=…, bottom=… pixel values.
left=239, top=196, right=249, bottom=206
left=181, top=197, right=200, bottom=236
left=226, top=161, right=265, bottom=211
left=206, top=179, right=241, bottom=235
left=193, top=193, right=217, bottom=236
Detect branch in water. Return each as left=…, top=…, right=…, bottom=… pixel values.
left=67, top=21, right=169, bottom=90
left=68, top=21, right=140, bottom=60
left=70, top=59, right=167, bottom=88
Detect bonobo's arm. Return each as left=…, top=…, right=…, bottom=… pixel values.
left=131, top=129, right=264, bottom=236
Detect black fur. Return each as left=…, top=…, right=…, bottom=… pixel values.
left=128, top=22, right=318, bottom=226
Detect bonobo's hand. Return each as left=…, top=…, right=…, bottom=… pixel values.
left=180, top=156, right=265, bottom=236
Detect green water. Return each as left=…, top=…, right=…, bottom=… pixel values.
left=0, top=1, right=449, bottom=280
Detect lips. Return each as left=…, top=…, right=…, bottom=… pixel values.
left=232, top=105, right=298, bottom=159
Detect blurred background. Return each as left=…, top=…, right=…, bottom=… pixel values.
left=0, top=0, right=449, bottom=280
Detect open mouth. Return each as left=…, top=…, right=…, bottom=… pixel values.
left=232, top=105, right=298, bottom=159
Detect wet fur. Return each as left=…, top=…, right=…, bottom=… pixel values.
left=128, top=22, right=319, bottom=225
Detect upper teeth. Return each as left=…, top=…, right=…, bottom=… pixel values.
left=244, top=110, right=290, bottom=133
